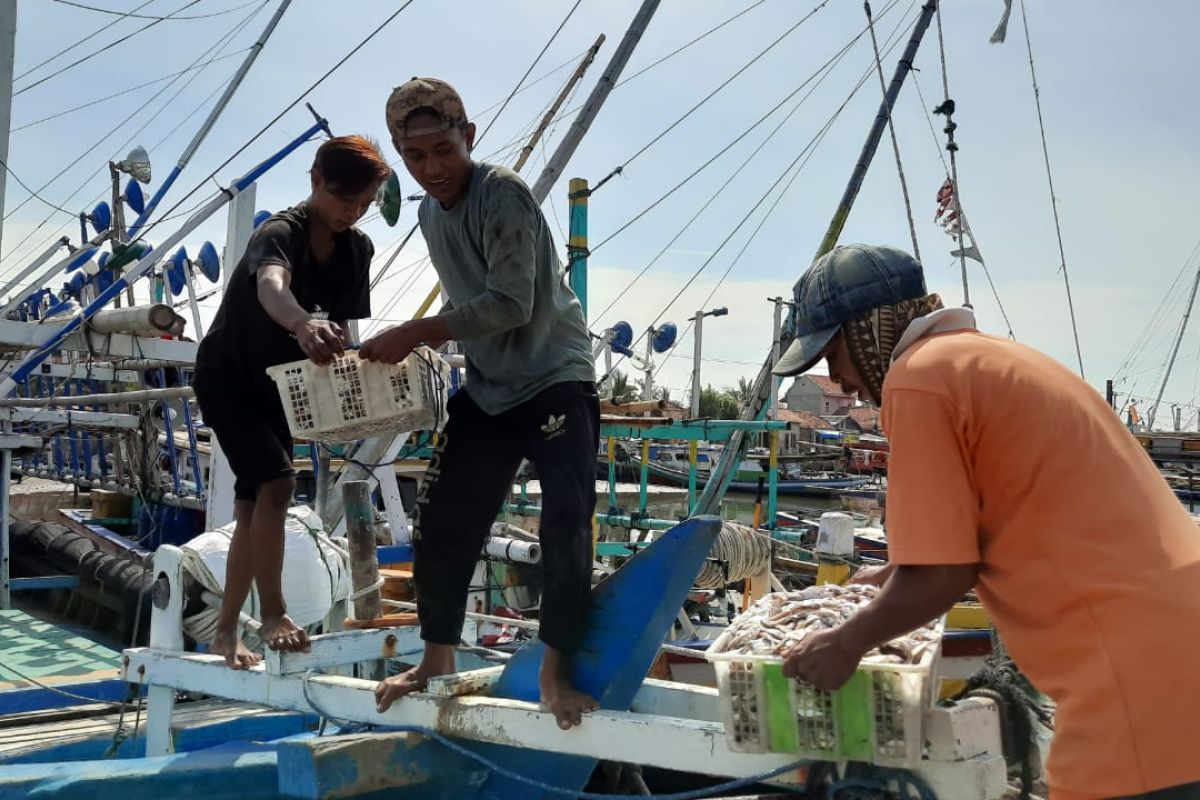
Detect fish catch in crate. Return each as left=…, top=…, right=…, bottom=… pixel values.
left=266, top=347, right=451, bottom=444
left=706, top=584, right=944, bottom=768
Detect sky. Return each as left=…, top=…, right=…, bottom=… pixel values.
left=2, top=0, right=1199, bottom=424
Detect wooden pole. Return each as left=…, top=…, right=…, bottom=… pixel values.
left=513, top=34, right=606, bottom=174
left=344, top=480, right=382, bottom=624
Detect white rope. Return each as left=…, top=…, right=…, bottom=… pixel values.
left=348, top=577, right=385, bottom=602
left=695, top=520, right=773, bottom=589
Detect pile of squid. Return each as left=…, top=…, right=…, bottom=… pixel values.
left=715, top=584, right=940, bottom=665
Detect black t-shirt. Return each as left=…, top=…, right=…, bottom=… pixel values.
left=196, top=202, right=373, bottom=387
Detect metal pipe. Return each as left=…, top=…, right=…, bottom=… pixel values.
left=88, top=303, right=181, bottom=335
left=0, top=237, right=69, bottom=312
left=0, top=385, right=193, bottom=407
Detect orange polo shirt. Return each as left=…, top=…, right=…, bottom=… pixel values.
left=882, top=330, right=1200, bottom=799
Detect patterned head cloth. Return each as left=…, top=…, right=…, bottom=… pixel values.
left=843, top=293, right=945, bottom=404
left=385, top=77, right=468, bottom=140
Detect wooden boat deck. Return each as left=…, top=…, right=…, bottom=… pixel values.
left=0, top=610, right=122, bottom=691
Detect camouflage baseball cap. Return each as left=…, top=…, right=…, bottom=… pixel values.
left=385, top=77, right=468, bottom=139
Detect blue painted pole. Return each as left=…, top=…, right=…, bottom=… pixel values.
left=158, top=368, right=182, bottom=496
left=90, top=379, right=108, bottom=477
left=64, top=382, right=80, bottom=478
left=181, top=387, right=204, bottom=494
left=76, top=380, right=93, bottom=479
left=567, top=178, right=588, bottom=320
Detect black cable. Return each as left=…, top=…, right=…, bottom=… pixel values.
left=369, top=222, right=420, bottom=290
left=474, top=0, right=583, bottom=147
left=15, top=0, right=158, bottom=82
left=51, top=0, right=263, bottom=21
left=600, top=0, right=830, bottom=179
left=0, top=159, right=77, bottom=215
left=16, top=0, right=207, bottom=96
left=12, top=48, right=251, bottom=133
left=588, top=0, right=897, bottom=264
left=601, top=2, right=917, bottom=385
left=0, top=0, right=265, bottom=248
left=590, top=2, right=877, bottom=325
left=136, top=1, right=418, bottom=246
left=480, top=0, right=779, bottom=163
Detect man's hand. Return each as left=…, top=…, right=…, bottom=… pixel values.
left=360, top=324, right=419, bottom=364
left=848, top=563, right=894, bottom=588
left=293, top=318, right=346, bottom=366
left=781, top=628, right=865, bottom=691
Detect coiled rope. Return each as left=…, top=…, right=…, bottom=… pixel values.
left=694, top=520, right=773, bottom=589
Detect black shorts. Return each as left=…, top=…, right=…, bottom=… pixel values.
left=192, top=366, right=294, bottom=501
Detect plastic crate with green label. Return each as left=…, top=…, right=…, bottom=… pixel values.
left=706, top=618, right=943, bottom=768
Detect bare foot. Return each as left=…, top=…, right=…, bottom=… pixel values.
left=260, top=613, right=311, bottom=653
left=539, top=646, right=597, bottom=730
left=210, top=629, right=262, bottom=670
left=375, top=643, right=456, bottom=712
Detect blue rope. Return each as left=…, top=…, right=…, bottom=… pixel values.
left=299, top=672, right=809, bottom=800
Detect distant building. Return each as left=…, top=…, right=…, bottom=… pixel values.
left=784, top=375, right=855, bottom=415
left=847, top=406, right=881, bottom=433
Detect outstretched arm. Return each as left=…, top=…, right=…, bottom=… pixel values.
left=257, top=263, right=346, bottom=365
left=782, top=563, right=978, bottom=690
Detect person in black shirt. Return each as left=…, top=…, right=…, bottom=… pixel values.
left=192, top=135, right=390, bottom=669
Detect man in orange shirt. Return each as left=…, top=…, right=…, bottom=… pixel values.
left=774, top=244, right=1200, bottom=800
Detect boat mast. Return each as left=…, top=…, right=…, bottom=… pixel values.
left=695, top=0, right=940, bottom=515
left=1148, top=260, right=1200, bottom=431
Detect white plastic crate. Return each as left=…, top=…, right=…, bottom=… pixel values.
left=707, top=607, right=943, bottom=768
left=265, top=348, right=450, bottom=444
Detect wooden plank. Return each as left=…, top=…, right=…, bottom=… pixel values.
left=122, top=648, right=810, bottom=786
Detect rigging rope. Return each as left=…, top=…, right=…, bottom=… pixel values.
left=933, top=2, right=971, bottom=308
left=478, top=0, right=780, bottom=163
left=592, top=0, right=831, bottom=188
left=50, top=0, right=263, bottom=20
left=131, top=1, right=417, bottom=248
left=598, top=1, right=915, bottom=379
left=0, top=0, right=268, bottom=268
left=16, top=0, right=208, bottom=96
left=911, top=46, right=1016, bottom=337
left=865, top=0, right=920, bottom=262
left=652, top=3, right=916, bottom=380
left=12, top=48, right=252, bottom=133
left=1018, top=0, right=1085, bottom=379
left=15, top=0, right=157, bottom=82
left=588, top=0, right=903, bottom=272
left=474, top=0, right=583, bottom=147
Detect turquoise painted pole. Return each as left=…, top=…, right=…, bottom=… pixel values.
left=568, top=178, right=589, bottom=319
left=606, top=435, right=618, bottom=512
left=767, top=430, right=779, bottom=529
left=638, top=439, right=650, bottom=518
left=687, top=440, right=698, bottom=515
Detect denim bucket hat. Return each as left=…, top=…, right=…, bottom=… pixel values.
left=773, top=244, right=927, bottom=377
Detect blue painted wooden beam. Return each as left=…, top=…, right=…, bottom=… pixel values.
left=465, top=515, right=722, bottom=798
left=276, top=730, right=487, bottom=800
left=1, top=710, right=312, bottom=765
left=10, top=575, right=79, bottom=591
left=0, top=745, right=279, bottom=800
left=0, top=678, right=131, bottom=715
